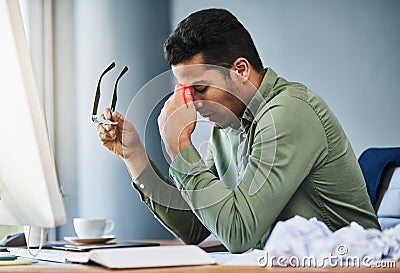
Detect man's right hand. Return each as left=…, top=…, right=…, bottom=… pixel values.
left=97, top=108, right=140, bottom=159
left=97, top=108, right=150, bottom=179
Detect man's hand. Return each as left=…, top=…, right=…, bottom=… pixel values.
left=158, top=85, right=196, bottom=159
left=97, top=108, right=149, bottom=178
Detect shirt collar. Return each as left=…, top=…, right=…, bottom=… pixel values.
left=241, top=67, right=278, bottom=130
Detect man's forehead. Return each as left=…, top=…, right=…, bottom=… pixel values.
left=172, top=64, right=226, bottom=85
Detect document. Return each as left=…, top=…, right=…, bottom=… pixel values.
left=8, top=248, right=91, bottom=263
left=90, top=245, right=215, bottom=269
left=8, top=245, right=215, bottom=268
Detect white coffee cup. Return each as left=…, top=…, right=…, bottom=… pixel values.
left=73, top=218, right=115, bottom=238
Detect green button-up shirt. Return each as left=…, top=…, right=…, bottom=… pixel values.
left=133, top=67, right=380, bottom=253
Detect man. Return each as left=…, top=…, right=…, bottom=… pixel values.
left=98, top=8, right=380, bottom=253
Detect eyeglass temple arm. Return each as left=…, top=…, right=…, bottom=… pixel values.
left=92, top=62, right=116, bottom=117
left=110, top=66, right=128, bottom=113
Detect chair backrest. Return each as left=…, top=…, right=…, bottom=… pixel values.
left=375, top=166, right=400, bottom=229
left=358, top=147, right=400, bottom=230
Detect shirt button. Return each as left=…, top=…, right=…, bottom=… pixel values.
left=139, top=184, right=145, bottom=189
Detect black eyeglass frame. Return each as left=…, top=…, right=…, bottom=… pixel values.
left=91, top=62, right=128, bottom=125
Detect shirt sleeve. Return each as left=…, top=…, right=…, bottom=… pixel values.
left=133, top=160, right=210, bottom=244
left=169, top=96, right=328, bottom=253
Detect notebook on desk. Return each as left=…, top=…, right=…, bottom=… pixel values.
left=8, top=241, right=158, bottom=263
left=8, top=245, right=215, bottom=268
left=90, top=245, right=215, bottom=269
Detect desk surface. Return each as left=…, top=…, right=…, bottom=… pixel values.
left=0, top=240, right=398, bottom=273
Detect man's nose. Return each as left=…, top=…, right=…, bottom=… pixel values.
left=194, top=99, right=204, bottom=110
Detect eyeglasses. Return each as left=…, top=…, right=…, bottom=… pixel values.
left=91, top=62, right=128, bottom=125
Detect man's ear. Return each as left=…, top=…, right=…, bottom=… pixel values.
left=233, top=57, right=250, bottom=81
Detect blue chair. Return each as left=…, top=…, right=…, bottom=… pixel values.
left=358, top=147, right=400, bottom=230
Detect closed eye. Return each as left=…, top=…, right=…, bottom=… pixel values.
left=193, top=85, right=208, bottom=93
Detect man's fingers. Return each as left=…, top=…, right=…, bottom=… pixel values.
left=97, top=123, right=116, bottom=139
left=174, top=84, right=186, bottom=104
left=97, top=120, right=111, bottom=134
left=97, top=123, right=105, bottom=133
left=112, top=111, right=125, bottom=124
left=99, top=112, right=112, bottom=131
left=183, top=85, right=193, bottom=103
left=98, top=131, right=116, bottom=141
left=100, top=110, right=132, bottom=139
left=105, top=108, right=112, bottom=119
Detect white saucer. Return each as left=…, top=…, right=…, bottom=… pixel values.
left=64, top=235, right=116, bottom=245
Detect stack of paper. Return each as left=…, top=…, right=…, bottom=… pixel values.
left=90, top=245, right=215, bottom=269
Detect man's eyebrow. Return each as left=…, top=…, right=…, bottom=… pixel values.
left=192, top=80, right=209, bottom=85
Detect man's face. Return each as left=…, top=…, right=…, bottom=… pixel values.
left=172, top=55, right=246, bottom=129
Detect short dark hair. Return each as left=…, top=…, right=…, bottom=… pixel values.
left=164, top=8, right=263, bottom=71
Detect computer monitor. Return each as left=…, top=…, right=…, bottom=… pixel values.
left=0, top=0, right=66, bottom=228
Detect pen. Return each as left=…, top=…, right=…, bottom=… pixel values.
left=0, top=255, right=17, bottom=261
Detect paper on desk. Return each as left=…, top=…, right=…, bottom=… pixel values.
left=212, top=216, right=400, bottom=267
left=89, top=245, right=215, bottom=269
left=264, top=216, right=400, bottom=266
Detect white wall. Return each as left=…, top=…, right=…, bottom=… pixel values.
left=171, top=0, right=400, bottom=156
left=55, top=0, right=173, bottom=239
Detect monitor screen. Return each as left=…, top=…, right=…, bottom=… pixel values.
left=0, top=0, right=66, bottom=228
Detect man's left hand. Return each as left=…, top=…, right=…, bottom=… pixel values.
left=158, top=84, right=196, bottom=159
